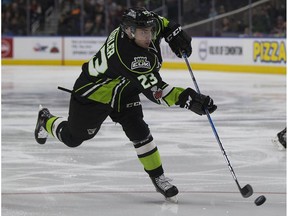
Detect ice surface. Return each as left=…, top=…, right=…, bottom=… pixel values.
left=2, top=66, right=286, bottom=216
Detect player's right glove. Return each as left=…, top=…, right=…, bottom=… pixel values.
left=176, top=88, right=217, bottom=115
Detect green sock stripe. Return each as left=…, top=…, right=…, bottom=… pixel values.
left=46, top=117, right=58, bottom=135
left=139, top=150, right=162, bottom=171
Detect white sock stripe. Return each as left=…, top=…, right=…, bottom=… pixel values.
left=135, top=141, right=157, bottom=156
left=51, top=117, right=65, bottom=138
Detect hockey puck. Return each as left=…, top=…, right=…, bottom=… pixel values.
left=254, top=195, right=266, bottom=206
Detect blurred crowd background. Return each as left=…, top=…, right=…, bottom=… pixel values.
left=1, top=0, right=286, bottom=37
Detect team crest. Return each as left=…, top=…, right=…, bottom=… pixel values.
left=131, top=57, right=151, bottom=70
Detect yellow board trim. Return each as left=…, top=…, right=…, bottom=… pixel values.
left=1, top=59, right=63, bottom=65
left=162, top=62, right=286, bottom=74
left=64, top=60, right=84, bottom=66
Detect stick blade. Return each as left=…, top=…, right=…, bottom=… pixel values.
left=241, top=184, right=253, bottom=198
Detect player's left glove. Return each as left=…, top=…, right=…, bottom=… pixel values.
left=164, top=23, right=192, bottom=58
left=176, top=88, right=217, bottom=115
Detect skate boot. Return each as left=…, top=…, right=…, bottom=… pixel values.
left=151, top=174, right=179, bottom=202
left=34, top=105, right=54, bottom=144
left=272, top=128, right=286, bottom=150
left=277, top=128, right=286, bottom=149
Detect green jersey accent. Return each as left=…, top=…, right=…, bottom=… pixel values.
left=160, top=16, right=170, bottom=28
left=163, top=87, right=184, bottom=106
left=75, top=82, right=94, bottom=93
left=88, top=79, right=121, bottom=104
left=115, top=80, right=131, bottom=112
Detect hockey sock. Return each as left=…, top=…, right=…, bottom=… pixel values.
left=46, top=117, right=66, bottom=142
left=134, top=138, right=164, bottom=177
left=46, top=116, right=58, bottom=135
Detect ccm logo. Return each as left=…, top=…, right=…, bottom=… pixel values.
left=126, top=102, right=141, bottom=108
left=166, top=26, right=182, bottom=42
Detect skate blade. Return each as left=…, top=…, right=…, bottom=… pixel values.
left=165, top=195, right=178, bottom=203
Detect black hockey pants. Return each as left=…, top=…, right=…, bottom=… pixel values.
left=59, top=94, right=151, bottom=148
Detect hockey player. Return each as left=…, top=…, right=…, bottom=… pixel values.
left=35, top=7, right=217, bottom=201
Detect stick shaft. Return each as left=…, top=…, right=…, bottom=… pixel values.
left=58, top=86, right=73, bottom=93
left=183, top=55, right=242, bottom=189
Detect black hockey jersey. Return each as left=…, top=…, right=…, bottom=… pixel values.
left=75, top=15, right=184, bottom=112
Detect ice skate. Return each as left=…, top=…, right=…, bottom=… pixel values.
left=34, top=105, right=54, bottom=144
left=272, top=128, right=286, bottom=151
left=151, top=174, right=179, bottom=203
left=272, top=137, right=285, bottom=150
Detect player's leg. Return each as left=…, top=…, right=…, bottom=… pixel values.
left=109, top=96, right=178, bottom=199
left=35, top=95, right=111, bottom=147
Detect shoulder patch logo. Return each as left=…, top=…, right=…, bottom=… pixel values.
left=131, top=57, right=151, bottom=70
left=151, top=86, right=163, bottom=100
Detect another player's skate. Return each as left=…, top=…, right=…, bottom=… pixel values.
left=272, top=128, right=286, bottom=150
left=34, top=105, right=54, bottom=144
left=151, top=174, right=179, bottom=202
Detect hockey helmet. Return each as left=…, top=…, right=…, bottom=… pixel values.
left=121, top=7, right=158, bottom=39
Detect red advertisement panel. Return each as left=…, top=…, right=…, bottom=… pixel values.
left=2, top=38, right=13, bottom=58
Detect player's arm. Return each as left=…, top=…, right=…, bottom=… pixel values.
left=127, top=69, right=216, bottom=115
left=158, top=84, right=217, bottom=115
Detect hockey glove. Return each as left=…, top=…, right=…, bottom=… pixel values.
left=164, top=23, right=192, bottom=58
left=176, top=88, right=217, bottom=115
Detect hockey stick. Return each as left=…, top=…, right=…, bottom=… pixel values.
left=58, top=86, right=73, bottom=93
left=183, top=54, right=253, bottom=198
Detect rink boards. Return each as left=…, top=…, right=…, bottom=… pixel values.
left=1, top=36, right=286, bottom=74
